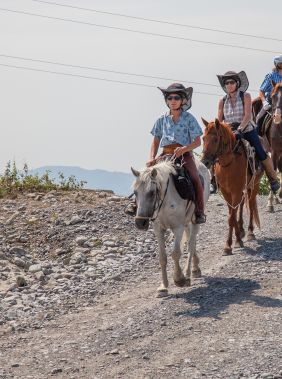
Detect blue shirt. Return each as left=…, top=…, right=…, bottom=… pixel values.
left=151, top=111, right=203, bottom=147
left=260, top=71, right=282, bottom=102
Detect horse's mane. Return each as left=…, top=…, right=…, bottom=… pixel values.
left=272, top=82, right=282, bottom=96
left=133, top=161, right=176, bottom=191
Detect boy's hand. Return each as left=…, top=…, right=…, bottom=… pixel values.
left=146, top=159, right=156, bottom=167
left=174, top=147, right=186, bottom=158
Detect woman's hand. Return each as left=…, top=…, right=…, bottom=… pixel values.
left=146, top=158, right=156, bottom=167
left=174, top=146, right=187, bottom=157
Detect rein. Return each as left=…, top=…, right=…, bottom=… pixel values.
left=134, top=177, right=170, bottom=222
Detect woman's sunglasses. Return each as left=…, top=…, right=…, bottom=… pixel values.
left=224, top=80, right=236, bottom=86
left=167, top=95, right=182, bottom=101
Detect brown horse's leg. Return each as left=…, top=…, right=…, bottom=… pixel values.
left=233, top=204, right=244, bottom=249
left=246, top=184, right=260, bottom=241
left=238, top=200, right=245, bottom=239
left=223, top=205, right=235, bottom=255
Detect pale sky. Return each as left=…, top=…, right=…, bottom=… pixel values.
left=0, top=0, right=281, bottom=173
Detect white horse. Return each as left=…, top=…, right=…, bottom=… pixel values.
left=131, top=159, right=210, bottom=296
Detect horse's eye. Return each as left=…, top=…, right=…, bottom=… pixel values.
left=148, top=190, right=154, bottom=197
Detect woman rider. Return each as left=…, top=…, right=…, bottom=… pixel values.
left=217, top=71, right=279, bottom=193
left=126, top=83, right=206, bottom=224
left=256, top=54, right=282, bottom=134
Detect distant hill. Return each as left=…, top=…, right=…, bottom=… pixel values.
left=30, top=166, right=134, bottom=196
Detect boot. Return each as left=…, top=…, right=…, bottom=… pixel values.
left=124, top=201, right=137, bottom=217
left=195, top=211, right=206, bottom=224
left=262, top=156, right=280, bottom=193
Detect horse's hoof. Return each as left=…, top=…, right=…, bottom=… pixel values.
left=234, top=240, right=244, bottom=249
left=267, top=205, right=274, bottom=213
left=156, top=288, right=168, bottom=297
left=240, top=230, right=245, bottom=239
left=174, top=277, right=189, bottom=287
left=247, top=233, right=256, bottom=241
left=223, top=248, right=233, bottom=256
left=192, top=269, right=202, bottom=278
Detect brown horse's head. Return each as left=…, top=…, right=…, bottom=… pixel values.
left=200, top=118, right=236, bottom=169
left=271, top=82, right=282, bottom=125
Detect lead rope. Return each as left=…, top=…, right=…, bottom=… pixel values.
left=214, top=142, right=256, bottom=210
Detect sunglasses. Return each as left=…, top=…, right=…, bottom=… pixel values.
left=224, top=80, right=236, bottom=86
left=167, top=95, right=182, bottom=101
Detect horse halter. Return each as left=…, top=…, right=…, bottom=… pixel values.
left=204, top=126, right=230, bottom=165
left=134, top=177, right=170, bottom=222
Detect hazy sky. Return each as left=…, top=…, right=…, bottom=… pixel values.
left=0, top=0, right=281, bottom=173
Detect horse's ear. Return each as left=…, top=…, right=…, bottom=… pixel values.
left=201, top=117, right=209, bottom=128
left=131, top=167, right=140, bottom=177
left=151, top=168, right=157, bottom=179
left=271, top=80, right=276, bottom=88
left=214, top=118, right=220, bottom=129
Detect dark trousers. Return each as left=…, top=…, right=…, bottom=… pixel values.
left=181, top=153, right=204, bottom=213
left=242, top=128, right=267, bottom=161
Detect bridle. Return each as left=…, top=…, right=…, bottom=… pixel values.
left=134, top=177, right=170, bottom=222
left=203, top=124, right=234, bottom=166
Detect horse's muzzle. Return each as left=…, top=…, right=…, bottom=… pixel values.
left=135, top=217, right=150, bottom=231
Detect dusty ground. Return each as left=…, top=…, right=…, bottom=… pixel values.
left=0, top=191, right=281, bottom=379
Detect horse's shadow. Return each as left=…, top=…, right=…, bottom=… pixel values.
left=243, top=237, right=282, bottom=261
left=172, top=276, right=282, bottom=319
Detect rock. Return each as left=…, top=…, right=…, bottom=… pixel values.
left=16, top=276, right=27, bottom=287
left=10, top=247, right=28, bottom=256
left=75, top=236, right=88, bottom=246
left=6, top=212, right=19, bottom=225
left=69, top=216, right=83, bottom=225
left=29, top=264, right=42, bottom=273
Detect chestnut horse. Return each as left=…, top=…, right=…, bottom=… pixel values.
left=253, top=82, right=282, bottom=212
left=201, top=118, right=263, bottom=255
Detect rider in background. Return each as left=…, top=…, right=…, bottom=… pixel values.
left=217, top=71, right=280, bottom=194
left=257, top=55, right=282, bottom=134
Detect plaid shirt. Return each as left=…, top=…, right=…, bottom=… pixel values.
left=223, top=91, right=253, bottom=132
left=151, top=111, right=203, bottom=147
left=260, top=71, right=282, bottom=102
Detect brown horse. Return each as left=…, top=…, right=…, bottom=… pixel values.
left=201, top=118, right=263, bottom=255
left=253, top=82, right=282, bottom=211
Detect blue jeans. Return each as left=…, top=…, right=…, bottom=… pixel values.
left=242, top=128, right=267, bottom=161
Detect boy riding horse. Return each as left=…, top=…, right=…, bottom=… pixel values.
left=126, top=83, right=206, bottom=224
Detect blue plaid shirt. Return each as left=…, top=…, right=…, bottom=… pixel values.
left=260, top=71, right=282, bottom=102
left=151, top=111, right=203, bottom=147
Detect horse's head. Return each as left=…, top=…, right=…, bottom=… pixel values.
left=271, top=82, right=282, bottom=125
left=131, top=166, right=159, bottom=230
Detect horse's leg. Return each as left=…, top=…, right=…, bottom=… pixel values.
left=183, top=223, right=200, bottom=285
left=154, top=226, right=169, bottom=296
left=233, top=204, right=244, bottom=249
left=238, top=199, right=245, bottom=239
left=279, top=172, right=282, bottom=199
left=223, top=204, right=235, bottom=255
left=267, top=191, right=274, bottom=213
left=246, top=185, right=260, bottom=241
left=171, top=227, right=188, bottom=287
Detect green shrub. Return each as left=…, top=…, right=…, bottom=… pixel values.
left=0, top=160, right=86, bottom=197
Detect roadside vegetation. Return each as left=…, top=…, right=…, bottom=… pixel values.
left=0, top=161, right=86, bottom=197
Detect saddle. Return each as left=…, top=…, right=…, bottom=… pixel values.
left=172, top=163, right=195, bottom=201
left=236, top=139, right=260, bottom=176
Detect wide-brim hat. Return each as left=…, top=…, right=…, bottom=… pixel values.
left=274, top=54, right=282, bottom=67
left=158, top=83, right=193, bottom=111
left=217, top=71, right=249, bottom=94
